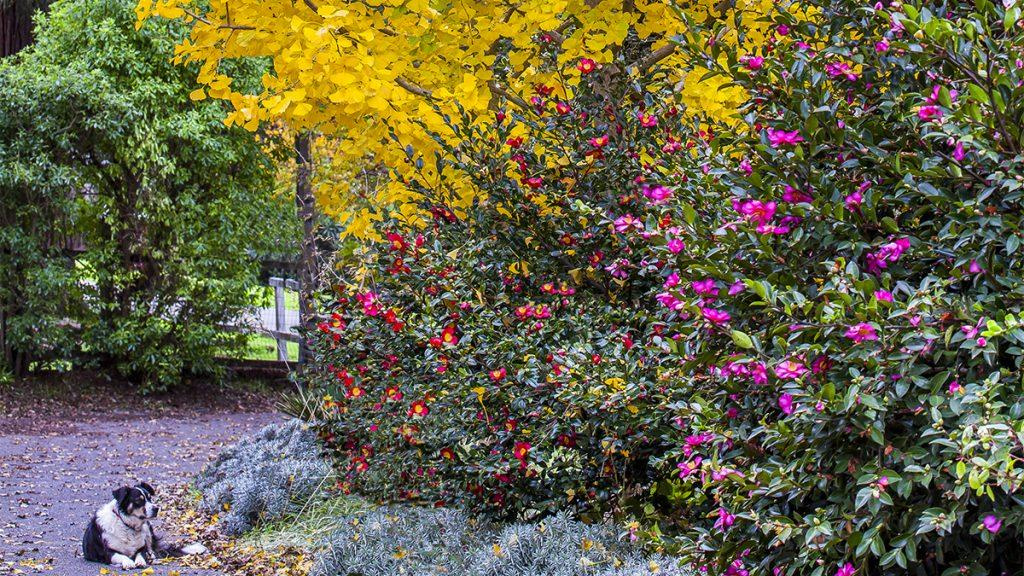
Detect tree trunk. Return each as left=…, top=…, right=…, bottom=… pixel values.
left=1, top=0, right=52, bottom=58
left=294, top=132, right=317, bottom=365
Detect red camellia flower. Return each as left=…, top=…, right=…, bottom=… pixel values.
left=577, top=57, right=596, bottom=74
left=555, top=101, right=571, bottom=115
left=347, top=385, right=365, bottom=399
left=522, top=176, right=544, bottom=189
left=513, top=441, right=531, bottom=461
left=489, top=367, right=507, bottom=382
left=336, top=368, right=355, bottom=386
left=386, top=231, right=408, bottom=252
left=440, top=324, right=459, bottom=346
left=440, top=447, right=455, bottom=461
left=385, top=386, right=403, bottom=402
left=408, top=400, right=430, bottom=417
left=589, top=134, right=609, bottom=148
left=352, top=456, right=369, bottom=473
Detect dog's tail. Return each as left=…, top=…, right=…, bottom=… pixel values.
left=155, top=541, right=208, bottom=558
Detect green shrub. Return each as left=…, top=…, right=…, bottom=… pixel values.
left=306, top=1, right=1024, bottom=574
left=0, top=0, right=291, bottom=388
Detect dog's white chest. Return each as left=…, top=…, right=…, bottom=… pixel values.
left=95, top=502, right=150, bottom=554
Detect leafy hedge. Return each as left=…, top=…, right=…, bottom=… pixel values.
left=0, top=0, right=291, bottom=387
left=305, top=1, right=1024, bottom=574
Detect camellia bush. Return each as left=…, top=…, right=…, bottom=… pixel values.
left=141, top=0, right=1024, bottom=573
left=304, top=1, right=1024, bottom=576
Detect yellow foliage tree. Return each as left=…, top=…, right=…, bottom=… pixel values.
left=137, top=0, right=774, bottom=239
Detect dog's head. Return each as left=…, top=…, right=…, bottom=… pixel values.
left=112, top=482, right=158, bottom=520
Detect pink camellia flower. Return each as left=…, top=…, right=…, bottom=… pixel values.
left=836, top=562, right=856, bottom=576
left=775, top=360, right=807, bottom=380
left=874, top=290, right=893, bottom=302
left=656, top=292, right=684, bottom=311
left=782, top=185, right=813, bottom=203
left=739, top=158, right=753, bottom=176
left=866, top=238, right=910, bottom=273
left=949, top=380, right=962, bottom=394
left=811, top=355, right=832, bottom=374
left=918, top=105, right=943, bottom=121
left=733, top=199, right=777, bottom=225
left=845, top=322, right=878, bottom=343
left=356, top=291, right=383, bottom=316
left=776, top=24, right=790, bottom=35
left=668, top=238, right=686, bottom=253
left=982, top=514, right=1002, bottom=534
left=826, top=61, right=859, bottom=81
left=614, top=214, right=643, bottom=233
left=714, top=508, right=736, bottom=531
left=751, top=362, right=768, bottom=385
left=638, top=111, right=658, bottom=127
left=664, top=273, right=680, bottom=288
left=875, top=39, right=890, bottom=53
left=766, top=128, right=805, bottom=147
left=744, top=55, right=765, bottom=70
left=728, top=281, right=746, bottom=296
left=692, top=278, right=718, bottom=296
left=977, top=337, right=987, bottom=347
left=844, top=191, right=863, bottom=210
left=677, top=456, right=703, bottom=478
left=953, top=141, right=966, bottom=162
left=643, top=185, right=673, bottom=205
left=702, top=307, right=731, bottom=325
left=969, top=259, right=983, bottom=274
left=778, top=393, right=795, bottom=415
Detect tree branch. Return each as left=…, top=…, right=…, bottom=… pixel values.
left=487, top=81, right=532, bottom=112
left=635, top=44, right=676, bottom=72
left=396, top=77, right=434, bottom=99
left=183, top=8, right=255, bottom=30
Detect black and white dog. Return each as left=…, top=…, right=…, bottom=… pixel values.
left=82, top=482, right=207, bottom=570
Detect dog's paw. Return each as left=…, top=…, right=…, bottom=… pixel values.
left=118, top=558, right=136, bottom=570
left=181, top=543, right=208, bottom=555
left=133, top=556, right=148, bottom=568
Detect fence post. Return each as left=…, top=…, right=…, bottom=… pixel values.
left=271, top=277, right=288, bottom=362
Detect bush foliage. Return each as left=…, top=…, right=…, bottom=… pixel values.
left=305, top=1, right=1024, bottom=574
left=196, top=419, right=331, bottom=536
left=312, top=508, right=688, bottom=576
left=0, top=0, right=291, bottom=387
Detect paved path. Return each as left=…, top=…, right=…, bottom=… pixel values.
left=0, top=385, right=281, bottom=575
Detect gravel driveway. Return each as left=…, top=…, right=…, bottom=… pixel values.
left=0, top=377, right=283, bottom=575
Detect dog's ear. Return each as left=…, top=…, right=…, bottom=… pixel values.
left=112, top=486, right=130, bottom=505
left=139, top=482, right=155, bottom=496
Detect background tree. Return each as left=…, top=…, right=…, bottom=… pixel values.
left=0, top=0, right=292, bottom=388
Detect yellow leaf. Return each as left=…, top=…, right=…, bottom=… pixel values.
left=188, top=88, right=207, bottom=101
